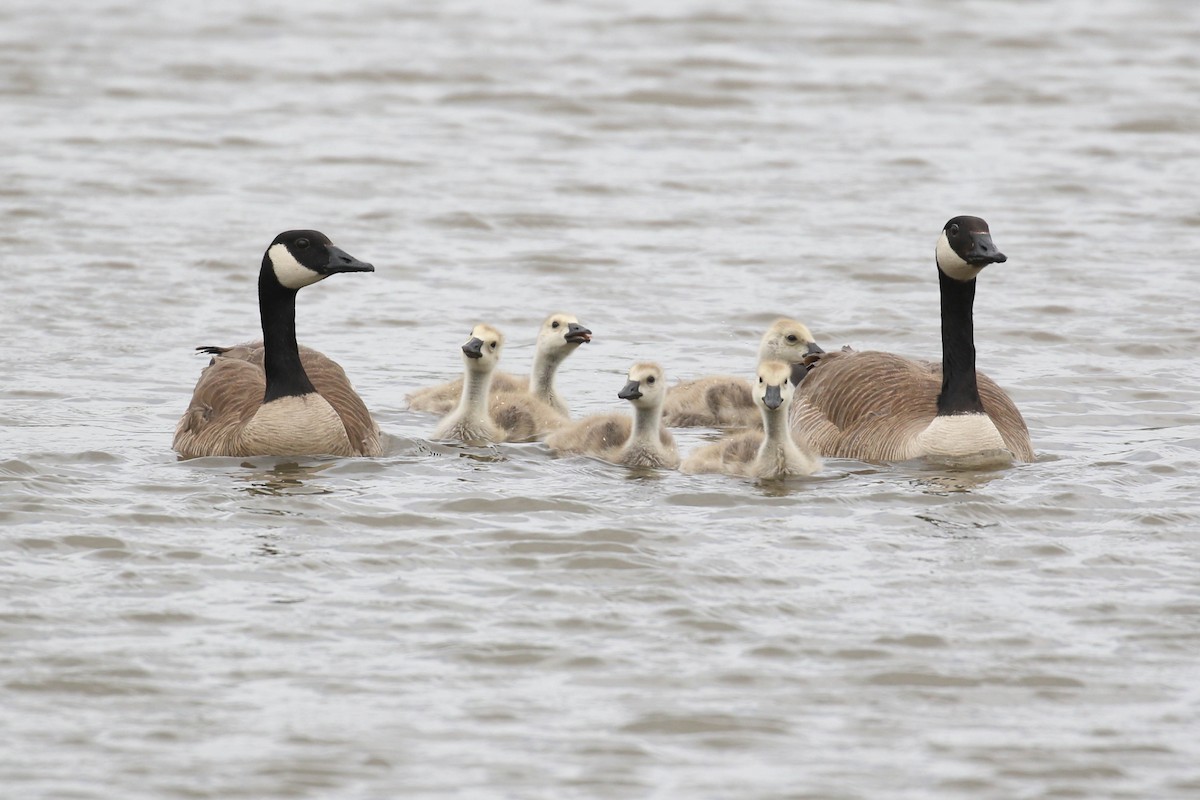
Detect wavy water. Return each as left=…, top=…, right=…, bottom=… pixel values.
left=2, top=1, right=1199, bottom=798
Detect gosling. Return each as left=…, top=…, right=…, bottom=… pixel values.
left=682, top=360, right=821, bottom=479
left=433, top=324, right=566, bottom=445
left=545, top=362, right=679, bottom=469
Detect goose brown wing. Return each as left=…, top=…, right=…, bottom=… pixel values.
left=172, top=357, right=266, bottom=457
left=182, top=342, right=380, bottom=457
left=977, top=372, right=1034, bottom=461
left=791, top=350, right=939, bottom=460
left=296, top=346, right=381, bottom=457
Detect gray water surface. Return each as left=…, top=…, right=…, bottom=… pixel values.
left=2, top=1, right=1199, bottom=798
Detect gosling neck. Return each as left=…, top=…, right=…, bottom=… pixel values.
left=761, top=402, right=790, bottom=447
left=937, top=268, right=986, bottom=415
left=259, top=262, right=317, bottom=403
left=630, top=402, right=663, bottom=445
left=530, top=346, right=565, bottom=410
left=457, top=362, right=495, bottom=422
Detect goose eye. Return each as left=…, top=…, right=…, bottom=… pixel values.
left=949, top=224, right=959, bottom=237
left=647, top=376, right=656, bottom=385
left=759, top=377, right=764, bottom=383
left=786, top=334, right=798, bottom=343
left=551, top=321, right=560, bottom=328
left=489, top=342, right=497, bottom=349
left=295, top=237, right=310, bottom=249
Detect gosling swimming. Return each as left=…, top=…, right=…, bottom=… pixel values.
left=408, top=313, right=591, bottom=416
left=545, top=362, right=679, bottom=469
left=662, top=318, right=823, bottom=428
left=682, top=360, right=821, bottom=479
left=433, top=324, right=566, bottom=445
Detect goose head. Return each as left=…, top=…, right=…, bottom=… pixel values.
left=935, top=216, right=1007, bottom=282
left=617, top=362, right=667, bottom=410
left=755, top=360, right=795, bottom=412
left=758, top=319, right=824, bottom=384
left=537, top=312, right=592, bottom=358
left=461, top=323, right=504, bottom=373
left=264, top=230, right=374, bottom=290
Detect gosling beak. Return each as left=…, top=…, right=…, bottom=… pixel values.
left=322, top=245, right=375, bottom=275
left=965, top=232, right=1006, bottom=266
left=805, top=341, right=824, bottom=356
left=763, top=384, right=784, bottom=410
left=461, top=337, right=484, bottom=359
left=618, top=380, right=642, bottom=401
left=565, top=322, right=592, bottom=345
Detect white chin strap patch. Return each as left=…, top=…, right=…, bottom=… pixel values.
left=936, top=232, right=984, bottom=282
left=269, top=243, right=324, bottom=289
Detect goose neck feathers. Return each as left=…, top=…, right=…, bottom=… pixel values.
left=258, top=230, right=374, bottom=404
left=936, top=269, right=985, bottom=415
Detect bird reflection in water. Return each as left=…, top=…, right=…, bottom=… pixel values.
left=236, top=460, right=335, bottom=497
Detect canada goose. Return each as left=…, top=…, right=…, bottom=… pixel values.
left=662, top=318, right=824, bottom=428
left=432, top=324, right=567, bottom=445
left=407, top=313, right=592, bottom=416
left=682, top=360, right=821, bottom=479
left=173, top=230, right=381, bottom=459
left=790, top=216, right=1033, bottom=463
left=545, top=362, right=680, bottom=469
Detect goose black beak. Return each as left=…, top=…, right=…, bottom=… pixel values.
left=763, top=385, right=784, bottom=410
left=565, top=323, right=592, bottom=345
left=805, top=341, right=824, bottom=356
left=462, top=337, right=485, bottom=359
left=618, top=380, right=642, bottom=401
left=965, top=233, right=1006, bottom=266
left=322, top=245, right=375, bottom=275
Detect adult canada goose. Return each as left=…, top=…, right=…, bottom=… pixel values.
left=173, top=230, right=381, bottom=459
left=662, top=318, right=824, bottom=428
left=682, top=360, right=821, bottom=479
left=408, top=313, right=592, bottom=416
left=432, top=324, right=567, bottom=445
left=790, top=216, right=1033, bottom=463
left=545, top=362, right=680, bottom=469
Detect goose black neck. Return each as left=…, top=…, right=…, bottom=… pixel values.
left=259, top=262, right=317, bottom=403
left=937, top=268, right=985, bottom=415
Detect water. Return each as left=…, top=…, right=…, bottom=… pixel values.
left=2, top=0, right=1199, bottom=797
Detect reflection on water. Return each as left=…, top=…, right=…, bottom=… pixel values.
left=235, top=461, right=335, bottom=497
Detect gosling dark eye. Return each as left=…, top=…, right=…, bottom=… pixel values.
left=551, top=321, right=560, bottom=329
left=786, top=334, right=798, bottom=343
left=647, top=376, right=655, bottom=384
left=295, top=237, right=310, bottom=249
left=949, top=224, right=959, bottom=237
left=758, top=377, right=764, bottom=383
left=490, top=342, right=497, bottom=349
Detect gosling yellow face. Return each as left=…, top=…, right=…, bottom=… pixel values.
left=461, top=323, right=504, bottom=370
left=754, top=360, right=795, bottom=411
left=759, top=318, right=823, bottom=366
left=617, top=362, right=666, bottom=408
left=538, top=312, right=592, bottom=353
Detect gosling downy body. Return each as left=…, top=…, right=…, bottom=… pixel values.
left=408, top=313, right=591, bottom=416
left=545, top=362, right=679, bottom=469
left=433, top=324, right=566, bottom=445
left=683, top=360, right=821, bottom=479
left=662, top=319, right=824, bottom=428
left=790, top=216, right=1033, bottom=463
left=173, top=230, right=381, bottom=459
